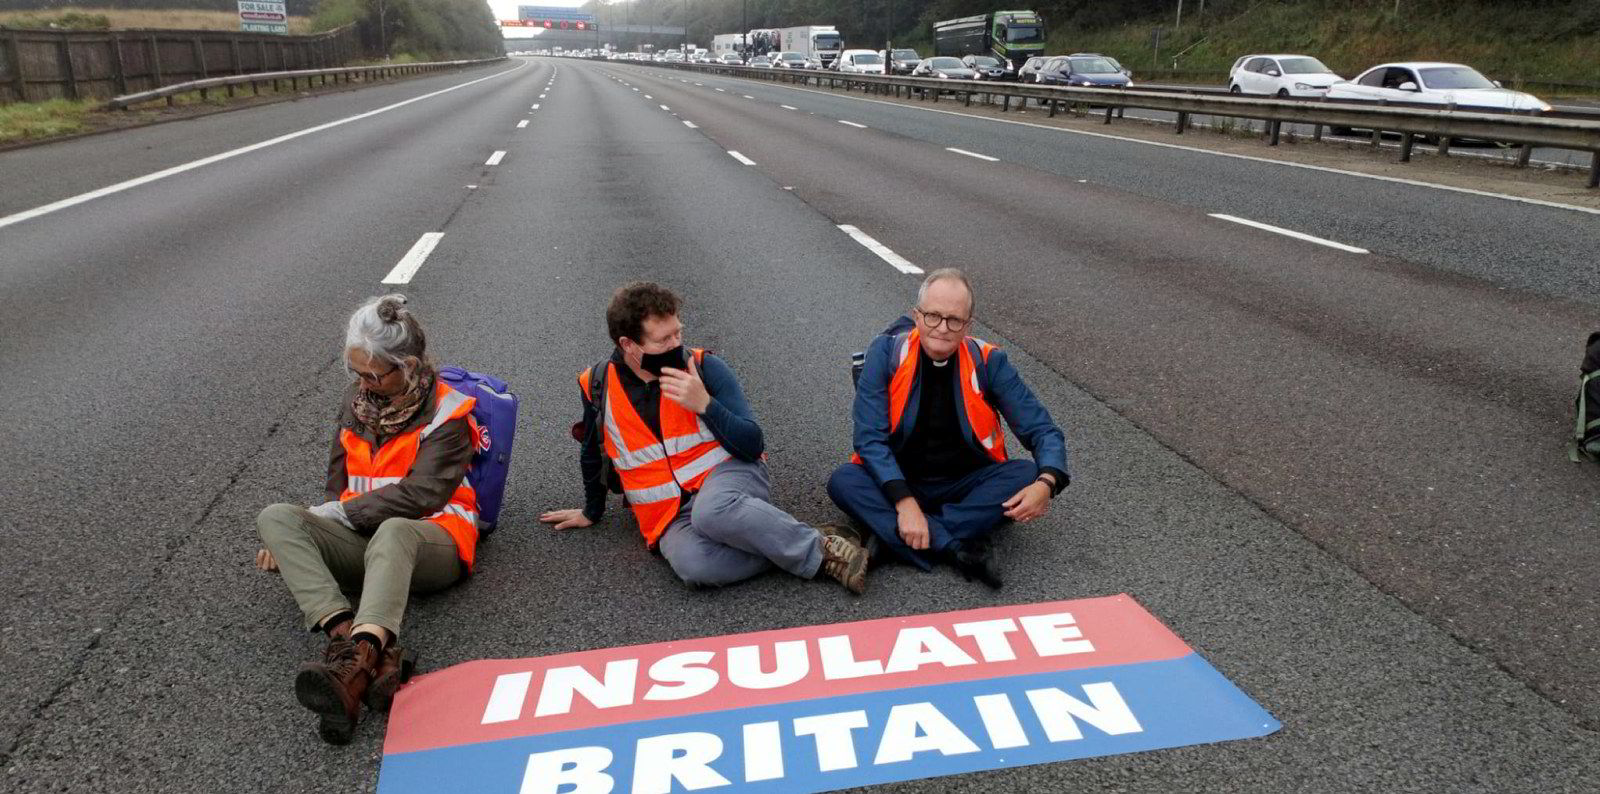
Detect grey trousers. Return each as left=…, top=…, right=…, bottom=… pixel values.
left=657, top=458, right=825, bottom=587
left=256, top=503, right=462, bottom=635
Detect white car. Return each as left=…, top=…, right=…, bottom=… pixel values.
left=773, top=52, right=811, bottom=70
left=1229, top=54, right=1342, bottom=97
left=1325, top=62, right=1551, bottom=112
left=836, top=49, right=886, bottom=74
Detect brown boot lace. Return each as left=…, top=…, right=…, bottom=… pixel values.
left=820, top=534, right=868, bottom=595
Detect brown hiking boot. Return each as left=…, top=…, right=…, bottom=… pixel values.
left=819, top=533, right=868, bottom=595
left=816, top=521, right=865, bottom=548
left=365, top=645, right=419, bottom=713
left=295, top=639, right=378, bottom=745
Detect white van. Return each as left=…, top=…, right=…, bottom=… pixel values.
left=837, top=49, right=886, bottom=74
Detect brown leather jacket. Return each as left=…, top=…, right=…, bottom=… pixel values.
left=324, top=379, right=473, bottom=535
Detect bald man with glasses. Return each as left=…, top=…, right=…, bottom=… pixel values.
left=828, top=269, right=1069, bottom=588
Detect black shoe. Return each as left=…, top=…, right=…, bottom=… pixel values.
left=950, top=540, right=1002, bottom=590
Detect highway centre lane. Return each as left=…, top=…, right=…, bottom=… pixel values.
left=601, top=60, right=1600, bottom=728
left=614, top=64, right=1600, bottom=307
left=0, top=57, right=554, bottom=781
left=0, top=54, right=1595, bottom=791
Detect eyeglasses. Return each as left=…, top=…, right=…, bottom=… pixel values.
left=915, top=307, right=970, bottom=333
left=350, top=362, right=398, bottom=385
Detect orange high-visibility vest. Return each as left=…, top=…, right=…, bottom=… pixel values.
left=578, top=349, right=730, bottom=546
left=855, top=329, right=1007, bottom=464
left=340, top=383, right=480, bottom=570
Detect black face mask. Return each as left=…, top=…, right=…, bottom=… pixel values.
left=639, top=345, right=687, bottom=378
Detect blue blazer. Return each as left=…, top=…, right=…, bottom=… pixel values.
left=852, top=316, right=1069, bottom=487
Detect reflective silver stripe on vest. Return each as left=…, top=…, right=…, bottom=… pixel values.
left=420, top=387, right=472, bottom=439
left=672, top=444, right=731, bottom=484
left=663, top=424, right=718, bottom=455
left=624, top=481, right=682, bottom=505
left=427, top=503, right=479, bottom=526
left=601, top=391, right=669, bottom=470
left=347, top=475, right=403, bottom=494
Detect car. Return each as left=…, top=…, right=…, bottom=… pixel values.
left=1229, top=54, right=1342, bottom=97
left=718, top=53, right=744, bottom=65
left=961, top=54, right=1014, bottom=81
left=838, top=49, right=887, bottom=74
left=1017, top=56, right=1049, bottom=83
left=1325, top=62, right=1551, bottom=112
left=1069, top=53, right=1131, bottom=79
left=773, top=51, right=812, bottom=70
left=748, top=55, right=773, bottom=68
left=911, top=56, right=977, bottom=80
left=1032, top=55, right=1132, bottom=88
left=882, top=48, right=922, bottom=75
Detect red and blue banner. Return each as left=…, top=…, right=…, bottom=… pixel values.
left=379, top=595, right=1279, bottom=793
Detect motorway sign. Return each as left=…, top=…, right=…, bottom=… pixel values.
left=377, top=596, right=1278, bottom=793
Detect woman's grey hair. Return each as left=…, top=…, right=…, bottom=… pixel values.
left=917, top=268, right=976, bottom=316
left=345, top=294, right=430, bottom=377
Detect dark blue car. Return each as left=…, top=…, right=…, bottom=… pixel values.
left=1034, top=56, right=1132, bottom=88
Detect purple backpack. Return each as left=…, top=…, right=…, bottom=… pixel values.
left=437, top=366, right=518, bottom=534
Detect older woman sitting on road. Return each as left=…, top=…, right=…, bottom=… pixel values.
left=255, top=294, right=480, bottom=745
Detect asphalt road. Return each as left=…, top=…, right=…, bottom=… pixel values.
left=0, top=56, right=1597, bottom=792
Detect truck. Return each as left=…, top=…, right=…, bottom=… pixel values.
left=778, top=25, right=843, bottom=67
left=747, top=29, right=781, bottom=57
left=712, top=33, right=747, bottom=57
left=932, top=11, right=1045, bottom=69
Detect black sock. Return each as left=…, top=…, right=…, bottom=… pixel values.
left=352, top=631, right=384, bottom=654
left=321, top=611, right=354, bottom=637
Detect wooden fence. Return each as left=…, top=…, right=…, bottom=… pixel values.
left=0, top=24, right=358, bottom=104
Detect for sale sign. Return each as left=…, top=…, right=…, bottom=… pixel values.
left=378, top=595, right=1279, bottom=793
left=239, top=1, right=288, bottom=34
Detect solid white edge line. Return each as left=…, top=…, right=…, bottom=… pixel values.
left=728, top=151, right=756, bottom=165
left=690, top=73, right=1600, bottom=218
left=683, top=120, right=699, bottom=128
left=0, top=61, right=527, bottom=231
left=1209, top=213, right=1370, bottom=254
left=839, top=120, right=868, bottom=128
left=516, top=120, right=529, bottom=128
left=381, top=232, right=445, bottom=285
left=485, top=150, right=507, bottom=166
left=838, top=224, right=924, bottom=274
left=947, top=146, right=1000, bottom=162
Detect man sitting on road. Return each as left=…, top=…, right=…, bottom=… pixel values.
left=255, top=295, right=479, bottom=745
left=828, top=268, right=1069, bottom=588
left=541, top=282, right=869, bottom=593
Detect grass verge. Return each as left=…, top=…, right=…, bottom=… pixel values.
left=0, top=9, right=315, bottom=34
left=0, top=99, right=96, bottom=145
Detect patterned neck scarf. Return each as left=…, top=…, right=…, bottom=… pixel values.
left=352, top=369, right=434, bottom=438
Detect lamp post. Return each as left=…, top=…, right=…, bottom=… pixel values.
left=742, top=0, right=748, bottom=60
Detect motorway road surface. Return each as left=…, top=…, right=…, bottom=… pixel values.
left=1, top=56, right=1597, bottom=791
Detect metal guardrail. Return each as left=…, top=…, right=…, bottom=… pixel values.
left=645, top=61, right=1600, bottom=188
left=104, top=57, right=506, bottom=110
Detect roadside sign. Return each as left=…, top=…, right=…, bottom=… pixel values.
left=378, top=595, right=1279, bottom=793
left=239, top=1, right=288, bottom=34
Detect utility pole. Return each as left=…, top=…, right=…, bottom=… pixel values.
left=742, top=0, right=747, bottom=59
left=1175, top=0, right=1184, bottom=33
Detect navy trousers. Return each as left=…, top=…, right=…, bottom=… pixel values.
left=826, top=459, right=1038, bottom=569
